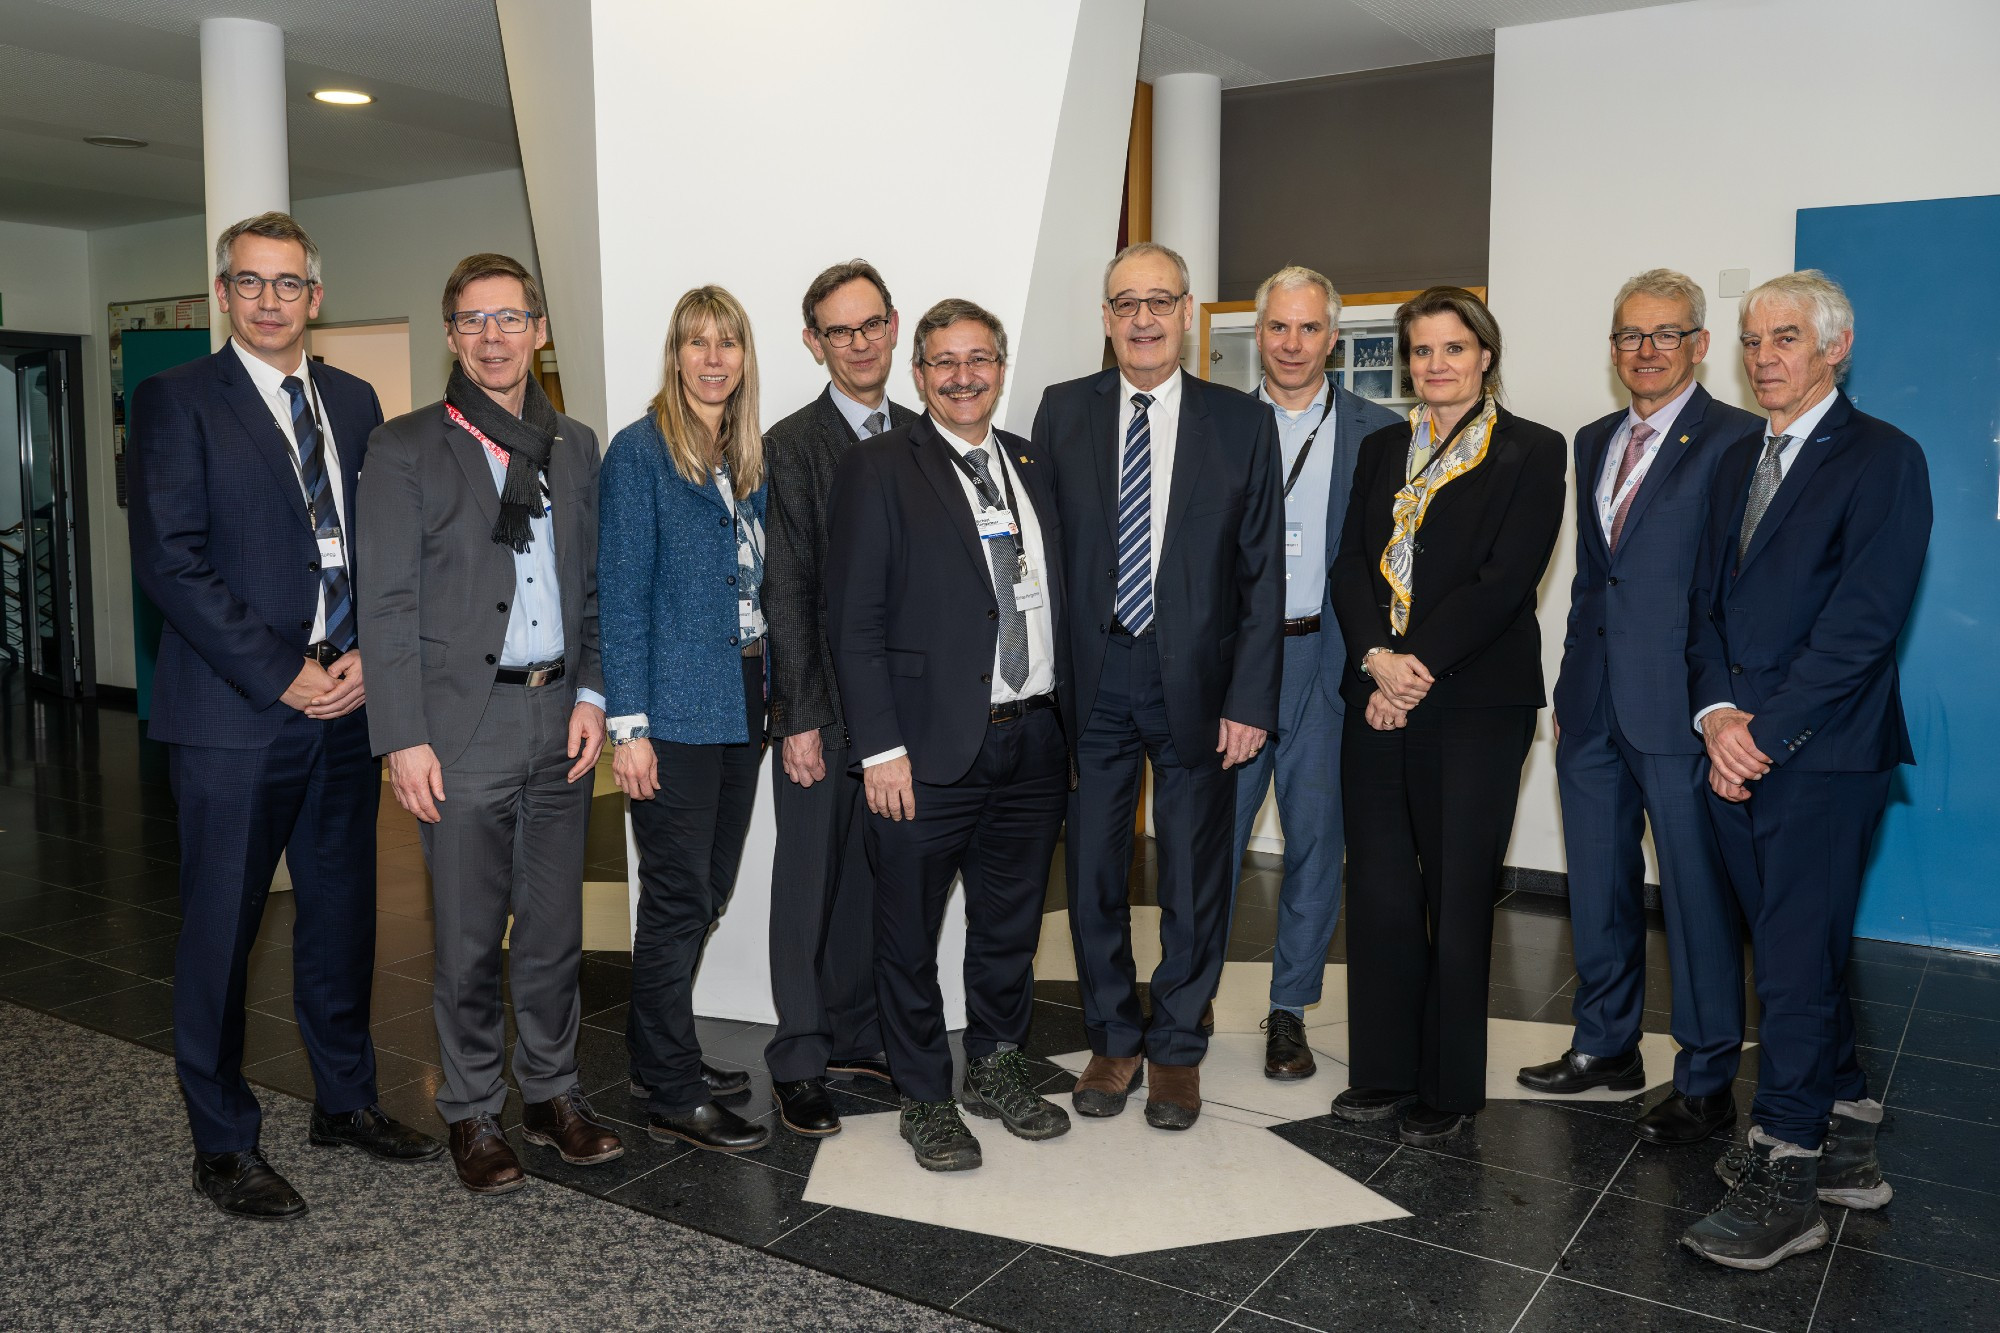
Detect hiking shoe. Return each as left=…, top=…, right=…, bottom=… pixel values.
left=1684, top=1127, right=1829, bottom=1270
left=961, top=1050, right=1070, bottom=1141
left=899, top=1098, right=982, bottom=1172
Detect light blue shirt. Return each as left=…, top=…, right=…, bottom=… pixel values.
left=829, top=382, right=891, bottom=439
left=1259, top=377, right=1338, bottom=620
left=478, top=445, right=605, bottom=711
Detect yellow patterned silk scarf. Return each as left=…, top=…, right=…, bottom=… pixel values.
left=1379, top=398, right=1499, bottom=635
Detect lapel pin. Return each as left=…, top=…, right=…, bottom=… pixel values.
left=1019, top=454, right=1030, bottom=463
left=1679, top=434, right=1689, bottom=443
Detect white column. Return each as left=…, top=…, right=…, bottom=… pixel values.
left=1151, top=71, right=1222, bottom=351
left=200, top=16, right=291, bottom=349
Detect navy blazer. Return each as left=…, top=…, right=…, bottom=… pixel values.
left=1553, top=384, right=1761, bottom=754
left=598, top=415, right=768, bottom=746
left=825, top=413, right=1067, bottom=787
left=1307, top=375, right=1402, bottom=712
left=128, top=344, right=383, bottom=748
left=1033, top=370, right=1283, bottom=764
left=1686, top=392, right=1931, bottom=772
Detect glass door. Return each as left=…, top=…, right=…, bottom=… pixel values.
left=4, top=344, right=92, bottom=696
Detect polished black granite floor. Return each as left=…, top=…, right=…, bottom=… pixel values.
left=3, top=685, right=1997, bottom=1331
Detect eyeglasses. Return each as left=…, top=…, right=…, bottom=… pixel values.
left=917, top=352, right=1003, bottom=373
left=817, top=315, right=890, bottom=348
left=450, top=308, right=539, bottom=335
left=229, top=273, right=312, bottom=302
left=1107, top=293, right=1186, bottom=318
left=1611, top=327, right=1700, bottom=352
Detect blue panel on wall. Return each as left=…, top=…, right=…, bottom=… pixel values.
left=1798, top=195, right=2000, bottom=953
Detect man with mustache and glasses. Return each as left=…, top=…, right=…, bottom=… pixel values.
left=825, top=299, right=1072, bottom=1172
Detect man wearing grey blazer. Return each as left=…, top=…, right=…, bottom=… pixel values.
left=761, top=260, right=915, bottom=1136
left=357, top=253, right=622, bottom=1195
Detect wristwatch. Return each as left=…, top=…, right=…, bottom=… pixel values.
left=1360, top=647, right=1390, bottom=677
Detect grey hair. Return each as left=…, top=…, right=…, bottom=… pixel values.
left=1740, top=269, right=1856, bottom=383
left=213, top=211, right=323, bottom=286
left=912, top=297, right=1009, bottom=364
left=1102, top=241, right=1191, bottom=301
left=1254, top=265, right=1342, bottom=329
left=1612, top=267, right=1706, bottom=332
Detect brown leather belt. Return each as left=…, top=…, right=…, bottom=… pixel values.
left=741, top=639, right=763, bottom=658
left=1283, top=615, right=1322, bottom=637
left=495, top=662, right=565, bottom=687
left=990, top=693, right=1057, bottom=724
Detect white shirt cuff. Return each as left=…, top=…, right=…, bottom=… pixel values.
left=577, top=687, right=607, bottom=713
left=861, top=746, right=908, bottom=767
left=1692, top=701, right=1734, bottom=735
left=607, top=711, right=649, bottom=743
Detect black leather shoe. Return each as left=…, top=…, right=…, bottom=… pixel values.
left=826, top=1055, right=896, bottom=1086
left=1331, top=1086, right=1418, bottom=1122
left=648, top=1100, right=770, bottom=1153
left=309, top=1103, right=446, bottom=1162
left=1517, top=1048, right=1646, bottom=1095
left=774, top=1079, right=841, bottom=1137
left=1263, top=1010, right=1316, bottom=1080
left=630, top=1062, right=751, bottom=1101
left=193, top=1149, right=308, bottom=1219
left=1399, top=1102, right=1475, bottom=1145
left=1635, top=1089, right=1737, bottom=1145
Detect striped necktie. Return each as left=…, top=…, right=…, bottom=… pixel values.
left=1115, top=392, right=1155, bottom=634
left=284, top=375, right=355, bottom=651
left=1607, top=421, right=1655, bottom=551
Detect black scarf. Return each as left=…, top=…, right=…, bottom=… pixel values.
left=445, top=364, right=562, bottom=552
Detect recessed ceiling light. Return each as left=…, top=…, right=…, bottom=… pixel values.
left=84, top=135, right=148, bottom=148
left=313, top=89, right=372, bottom=106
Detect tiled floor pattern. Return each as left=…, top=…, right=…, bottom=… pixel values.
left=2, top=689, right=1998, bottom=1330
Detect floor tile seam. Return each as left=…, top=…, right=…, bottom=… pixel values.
left=1538, top=1274, right=1761, bottom=1329
left=1020, top=1245, right=1241, bottom=1313
left=1501, top=1136, right=1643, bottom=1333
left=1829, top=1237, right=2000, bottom=1287
left=763, top=1203, right=829, bottom=1249
left=945, top=1246, right=1026, bottom=1311
left=1358, top=1128, right=1626, bottom=1195
left=1352, top=1223, right=1551, bottom=1278
left=1874, top=958, right=1927, bottom=1106
left=1503, top=1272, right=1556, bottom=1333
left=1210, top=1229, right=1324, bottom=1333
left=1876, top=1103, right=2000, bottom=1132
left=1884, top=1048, right=2000, bottom=1074
left=1802, top=1209, right=1848, bottom=1332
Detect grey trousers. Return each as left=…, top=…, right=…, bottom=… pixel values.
left=419, top=681, right=591, bottom=1122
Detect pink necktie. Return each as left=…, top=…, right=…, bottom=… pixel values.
left=1607, top=421, right=1656, bottom=551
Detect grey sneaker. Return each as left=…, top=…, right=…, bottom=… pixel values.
left=1714, top=1099, right=1894, bottom=1210
left=899, top=1098, right=982, bottom=1172
left=961, top=1050, right=1072, bottom=1141
left=1684, top=1127, right=1830, bottom=1270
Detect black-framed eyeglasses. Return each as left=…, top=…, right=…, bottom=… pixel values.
left=817, top=315, right=890, bottom=348
left=230, top=273, right=312, bottom=302
left=1107, top=293, right=1186, bottom=318
left=1611, top=327, right=1700, bottom=352
left=917, top=352, right=1004, bottom=373
left=450, top=308, right=539, bottom=335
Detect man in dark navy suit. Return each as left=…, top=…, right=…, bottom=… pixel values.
left=826, top=299, right=1072, bottom=1172
left=127, top=212, right=439, bottom=1220
left=1034, top=242, right=1283, bottom=1131
left=1680, top=270, right=1930, bottom=1271
left=1519, top=270, right=1760, bottom=1147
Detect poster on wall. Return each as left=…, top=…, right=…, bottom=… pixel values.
left=107, top=295, right=208, bottom=508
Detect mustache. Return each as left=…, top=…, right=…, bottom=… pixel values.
left=938, top=380, right=989, bottom=397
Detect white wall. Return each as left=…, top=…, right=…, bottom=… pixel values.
left=1489, top=0, right=2000, bottom=873
left=310, top=323, right=414, bottom=419
left=0, top=220, right=91, bottom=334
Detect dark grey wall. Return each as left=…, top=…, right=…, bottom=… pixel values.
left=1219, top=56, right=1492, bottom=302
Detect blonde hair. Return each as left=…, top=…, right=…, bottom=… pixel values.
left=649, top=286, right=763, bottom=496
left=1741, top=269, right=1855, bottom=383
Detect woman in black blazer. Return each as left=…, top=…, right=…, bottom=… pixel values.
left=1328, top=287, right=1565, bottom=1144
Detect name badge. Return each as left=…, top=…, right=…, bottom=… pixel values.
left=976, top=506, right=1018, bottom=541
left=317, top=534, right=346, bottom=569
left=1012, top=565, right=1046, bottom=612
left=1285, top=523, right=1305, bottom=558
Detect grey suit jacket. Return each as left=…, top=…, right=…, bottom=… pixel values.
left=762, top=385, right=917, bottom=744
left=355, top=399, right=604, bottom=766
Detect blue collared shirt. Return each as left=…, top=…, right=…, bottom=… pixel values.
left=829, top=382, right=891, bottom=439
left=478, top=444, right=605, bottom=712
left=1258, top=376, right=1338, bottom=620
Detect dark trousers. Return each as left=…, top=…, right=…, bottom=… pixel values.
left=764, top=736, right=881, bottom=1082
left=1709, top=766, right=1890, bottom=1148
left=867, top=706, right=1067, bottom=1103
left=627, top=660, right=767, bottom=1116
left=1558, top=681, right=1744, bottom=1094
left=1343, top=703, right=1535, bottom=1115
left=1067, top=632, right=1237, bottom=1065
left=422, top=681, right=592, bottom=1121
left=168, top=708, right=379, bottom=1153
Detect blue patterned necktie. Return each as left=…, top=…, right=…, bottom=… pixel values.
left=283, top=375, right=355, bottom=651
left=1115, top=392, right=1155, bottom=634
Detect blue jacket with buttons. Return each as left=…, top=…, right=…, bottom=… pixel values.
left=598, top=414, right=767, bottom=744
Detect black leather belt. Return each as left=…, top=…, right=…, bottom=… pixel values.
left=496, top=662, right=565, bottom=687
left=990, top=693, right=1057, bottom=724
left=1283, top=615, right=1322, bottom=637
left=1108, top=621, right=1154, bottom=638
left=305, top=641, right=344, bottom=666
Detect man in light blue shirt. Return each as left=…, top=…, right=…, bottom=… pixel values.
left=1230, top=267, right=1399, bottom=1080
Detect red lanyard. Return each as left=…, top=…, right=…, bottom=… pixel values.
left=446, top=403, right=511, bottom=469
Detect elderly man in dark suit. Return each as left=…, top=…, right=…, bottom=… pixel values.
left=826, top=299, right=1072, bottom=1172
left=127, top=211, right=440, bottom=1220
left=1681, top=270, right=1930, bottom=1271
left=759, top=260, right=914, bottom=1137
left=1034, top=241, right=1283, bottom=1131
left=1229, top=266, right=1399, bottom=1080
left=1519, top=270, right=1761, bottom=1147
left=357, top=252, right=621, bottom=1196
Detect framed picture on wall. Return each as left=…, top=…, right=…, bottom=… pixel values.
left=1198, top=288, right=1489, bottom=404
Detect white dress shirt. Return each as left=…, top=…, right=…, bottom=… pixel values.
left=1595, top=378, right=1699, bottom=540
left=860, top=418, right=1056, bottom=768
left=231, top=339, right=344, bottom=644
left=1118, top=367, right=1183, bottom=595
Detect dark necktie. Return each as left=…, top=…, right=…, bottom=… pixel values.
left=863, top=410, right=886, bottom=437
left=283, top=375, right=355, bottom=651
left=1115, top=392, right=1155, bottom=634
left=964, top=448, right=1029, bottom=691
left=1737, top=434, right=1790, bottom=562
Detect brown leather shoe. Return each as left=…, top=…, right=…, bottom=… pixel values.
left=1146, top=1061, right=1202, bottom=1130
left=448, top=1113, right=527, bottom=1194
left=521, top=1087, right=625, bottom=1165
left=1200, top=1000, right=1216, bottom=1037
left=1070, top=1054, right=1144, bottom=1117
